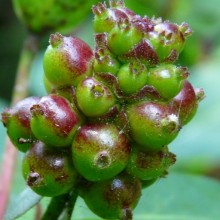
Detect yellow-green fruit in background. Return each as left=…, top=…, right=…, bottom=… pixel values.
left=13, top=0, right=99, bottom=34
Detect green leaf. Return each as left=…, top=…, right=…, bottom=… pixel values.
left=72, top=173, right=220, bottom=219
left=4, top=187, right=42, bottom=220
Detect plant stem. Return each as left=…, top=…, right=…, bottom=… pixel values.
left=41, top=189, right=79, bottom=220
left=0, top=33, right=39, bottom=220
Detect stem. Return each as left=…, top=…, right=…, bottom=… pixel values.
left=41, top=188, right=78, bottom=220
left=0, top=33, right=39, bottom=220
left=41, top=194, right=69, bottom=220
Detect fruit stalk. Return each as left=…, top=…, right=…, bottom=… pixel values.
left=0, top=34, right=39, bottom=219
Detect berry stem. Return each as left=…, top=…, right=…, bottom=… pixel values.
left=41, top=189, right=79, bottom=220
left=0, top=33, right=39, bottom=220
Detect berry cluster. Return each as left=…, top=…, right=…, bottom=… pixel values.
left=1, top=1, right=204, bottom=219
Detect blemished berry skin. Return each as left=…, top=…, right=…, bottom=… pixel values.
left=117, top=62, right=148, bottom=95
left=126, top=101, right=180, bottom=151
left=13, top=0, right=99, bottom=34
left=1, top=97, right=40, bottom=152
left=82, top=174, right=141, bottom=220
left=108, top=19, right=143, bottom=56
left=30, top=94, right=83, bottom=147
left=43, top=33, right=93, bottom=88
left=22, top=141, right=78, bottom=197
left=72, top=123, right=130, bottom=181
left=148, top=21, right=191, bottom=61
left=170, top=80, right=205, bottom=125
left=126, top=145, right=176, bottom=180
left=76, top=77, right=116, bottom=117
left=148, top=64, right=189, bottom=100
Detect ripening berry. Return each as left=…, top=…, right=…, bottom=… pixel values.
left=108, top=18, right=142, bottom=56
left=76, top=77, right=116, bottom=117
left=148, top=20, right=192, bottom=61
left=1, top=97, right=40, bottom=152
left=148, top=64, right=189, bottom=100
left=22, top=141, right=78, bottom=197
left=82, top=174, right=141, bottom=220
left=72, top=123, right=130, bottom=181
left=30, top=94, right=83, bottom=147
left=126, top=101, right=180, bottom=151
left=117, top=62, right=148, bottom=95
left=43, top=33, right=93, bottom=88
left=170, top=80, right=205, bottom=125
left=126, top=145, right=176, bottom=180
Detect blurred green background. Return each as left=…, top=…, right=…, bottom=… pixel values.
left=1, top=0, right=220, bottom=219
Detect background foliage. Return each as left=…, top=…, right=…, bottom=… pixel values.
left=1, top=0, right=220, bottom=219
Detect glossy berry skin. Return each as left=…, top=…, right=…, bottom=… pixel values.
left=13, top=0, right=99, bottom=34
left=170, top=80, right=205, bottom=125
left=108, top=19, right=142, bottom=56
left=1, top=97, right=40, bottom=152
left=148, top=21, right=189, bottom=61
left=148, top=64, right=188, bottom=100
left=22, top=141, right=78, bottom=197
left=76, top=77, right=116, bottom=117
left=117, top=62, right=148, bottom=95
left=30, top=94, right=83, bottom=147
left=126, top=146, right=176, bottom=180
left=72, top=123, right=130, bottom=181
left=82, top=174, right=141, bottom=220
left=43, top=33, right=93, bottom=88
left=126, top=101, right=180, bottom=151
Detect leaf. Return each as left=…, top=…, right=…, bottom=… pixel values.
left=72, top=173, right=220, bottom=219
left=4, top=187, right=42, bottom=220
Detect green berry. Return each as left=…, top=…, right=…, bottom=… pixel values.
left=1, top=97, right=40, bottom=152
left=72, top=123, right=130, bottom=181
left=22, top=141, right=78, bottom=197
left=13, top=0, right=98, bottom=34
left=30, top=94, right=83, bottom=147
left=108, top=18, right=142, bottom=56
left=126, top=101, right=180, bottom=151
left=126, top=145, right=176, bottom=180
left=148, top=20, right=192, bottom=61
left=82, top=174, right=141, bottom=220
left=118, top=62, right=148, bottom=95
left=43, top=33, right=93, bottom=88
left=148, top=64, right=189, bottom=100
left=76, top=77, right=116, bottom=117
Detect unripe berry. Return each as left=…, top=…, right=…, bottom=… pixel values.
left=126, top=145, right=176, bottom=180
left=43, top=33, right=93, bottom=88
left=126, top=101, right=180, bottom=151
left=1, top=97, right=40, bottom=152
left=76, top=77, right=116, bottom=117
left=170, top=80, right=205, bottom=125
left=148, top=64, right=189, bottom=100
left=148, top=20, right=192, bottom=61
left=13, top=0, right=98, bottom=34
left=22, top=141, right=78, bottom=197
left=82, top=174, right=141, bottom=220
left=117, top=62, right=148, bottom=95
left=72, top=123, right=130, bottom=181
left=108, top=18, right=142, bottom=56
left=30, top=94, right=83, bottom=147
